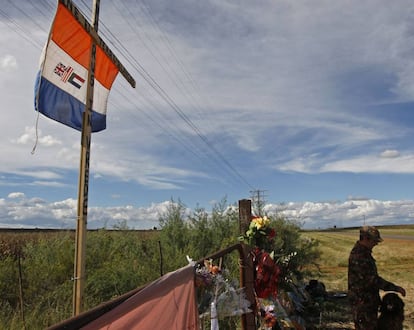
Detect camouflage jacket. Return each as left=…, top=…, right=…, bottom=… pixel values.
left=348, top=241, right=399, bottom=310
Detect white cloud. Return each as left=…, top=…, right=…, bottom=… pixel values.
left=8, top=192, right=25, bottom=199
left=0, top=193, right=412, bottom=230
left=380, top=149, right=400, bottom=158
left=321, top=153, right=414, bottom=174
left=20, top=170, right=62, bottom=180
left=0, top=55, right=17, bottom=71
left=266, top=199, right=414, bottom=229
left=13, top=127, right=62, bottom=147
left=31, top=181, right=68, bottom=188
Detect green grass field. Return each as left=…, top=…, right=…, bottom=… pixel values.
left=302, top=225, right=414, bottom=329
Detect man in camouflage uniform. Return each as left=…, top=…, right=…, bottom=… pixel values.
left=348, top=226, right=406, bottom=330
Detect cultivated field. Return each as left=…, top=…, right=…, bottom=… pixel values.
left=302, top=225, right=414, bottom=329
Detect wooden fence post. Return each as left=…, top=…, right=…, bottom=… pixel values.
left=239, top=199, right=251, bottom=235
left=239, top=200, right=256, bottom=329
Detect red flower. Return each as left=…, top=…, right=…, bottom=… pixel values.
left=253, top=249, right=280, bottom=299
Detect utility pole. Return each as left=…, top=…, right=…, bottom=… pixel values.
left=250, top=189, right=267, bottom=216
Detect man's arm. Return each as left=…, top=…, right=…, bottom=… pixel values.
left=377, top=277, right=406, bottom=296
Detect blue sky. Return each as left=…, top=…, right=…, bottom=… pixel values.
left=1, top=0, right=414, bottom=229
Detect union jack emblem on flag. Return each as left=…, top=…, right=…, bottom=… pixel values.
left=53, top=62, right=84, bottom=89
left=54, top=62, right=66, bottom=77
left=54, top=62, right=73, bottom=82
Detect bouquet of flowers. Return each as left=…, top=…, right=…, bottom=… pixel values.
left=239, top=216, right=280, bottom=299
left=243, top=216, right=276, bottom=252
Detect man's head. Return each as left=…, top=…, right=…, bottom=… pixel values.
left=360, top=226, right=383, bottom=243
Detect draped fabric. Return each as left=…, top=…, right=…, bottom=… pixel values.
left=81, top=265, right=199, bottom=330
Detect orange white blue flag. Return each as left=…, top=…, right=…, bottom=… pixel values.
left=34, top=3, right=119, bottom=132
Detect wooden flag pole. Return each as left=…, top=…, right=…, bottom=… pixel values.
left=73, top=0, right=100, bottom=316
left=64, top=0, right=135, bottom=315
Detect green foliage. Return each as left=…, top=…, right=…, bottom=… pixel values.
left=0, top=233, right=75, bottom=329
left=0, top=199, right=322, bottom=329
left=188, top=201, right=240, bottom=258
left=158, top=198, right=240, bottom=274
left=158, top=200, right=192, bottom=272
left=0, top=229, right=162, bottom=329
left=0, top=256, right=19, bottom=309
left=270, top=217, right=321, bottom=285
left=158, top=199, right=321, bottom=295
left=84, top=230, right=161, bottom=307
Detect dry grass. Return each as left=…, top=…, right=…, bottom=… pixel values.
left=302, top=225, right=414, bottom=329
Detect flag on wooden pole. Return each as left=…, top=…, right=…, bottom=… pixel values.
left=33, top=0, right=135, bottom=315
left=34, top=3, right=119, bottom=132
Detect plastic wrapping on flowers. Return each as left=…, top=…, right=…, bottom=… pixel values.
left=190, top=258, right=252, bottom=326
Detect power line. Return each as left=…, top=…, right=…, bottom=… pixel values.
left=2, top=1, right=255, bottom=191
left=97, top=3, right=254, bottom=189
left=250, top=189, right=267, bottom=216
left=0, top=7, right=42, bottom=50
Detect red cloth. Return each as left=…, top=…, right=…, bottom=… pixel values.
left=81, top=265, right=199, bottom=330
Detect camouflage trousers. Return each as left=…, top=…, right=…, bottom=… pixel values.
left=352, top=307, right=378, bottom=330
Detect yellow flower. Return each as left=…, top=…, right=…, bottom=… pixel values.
left=252, top=216, right=269, bottom=229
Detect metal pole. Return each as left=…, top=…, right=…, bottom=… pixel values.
left=73, top=0, right=100, bottom=316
